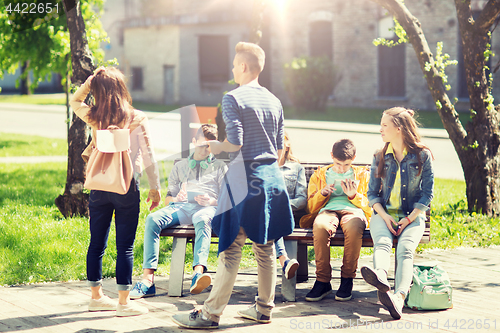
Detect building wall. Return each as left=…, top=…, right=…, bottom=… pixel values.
left=333, top=0, right=380, bottom=108
left=177, top=22, right=248, bottom=106
left=123, top=25, right=180, bottom=104
left=115, top=0, right=500, bottom=112
left=404, top=0, right=461, bottom=111
left=268, top=0, right=500, bottom=112
left=100, top=0, right=128, bottom=68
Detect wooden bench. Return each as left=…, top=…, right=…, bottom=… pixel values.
left=159, top=162, right=431, bottom=298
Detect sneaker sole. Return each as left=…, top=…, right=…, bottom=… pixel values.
left=190, top=275, right=211, bottom=294
left=129, top=293, right=155, bottom=300
left=305, top=289, right=332, bottom=302
left=361, top=267, right=390, bottom=292
left=171, top=315, right=219, bottom=329
left=237, top=310, right=271, bottom=323
left=116, top=310, right=148, bottom=317
left=285, top=262, right=299, bottom=279
left=334, top=294, right=352, bottom=301
left=377, top=291, right=402, bottom=320
left=88, top=306, right=116, bottom=311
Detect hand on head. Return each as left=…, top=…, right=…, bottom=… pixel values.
left=207, top=140, right=223, bottom=155
left=94, top=66, right=106, bottom=76
left=86, top=66, right=106, bottom=85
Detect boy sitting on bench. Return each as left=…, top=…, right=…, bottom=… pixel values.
left=130, top=124, right=228, bottom=298
left=300, top=139, right=372, bottom=302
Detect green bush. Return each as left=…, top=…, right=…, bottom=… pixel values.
left=283, top=56, right=341, bottom=112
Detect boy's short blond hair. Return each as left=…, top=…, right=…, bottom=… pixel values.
left=235, top=42, right=265, bottom=74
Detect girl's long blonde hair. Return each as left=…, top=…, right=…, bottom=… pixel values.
left=283, top=131, right=300, bottom=163
left=88, top=67, right=132, bottom=129
left=376, top=107, right=433, bottom=178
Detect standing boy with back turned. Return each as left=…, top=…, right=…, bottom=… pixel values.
left=172, top=41, right=294, bottom=329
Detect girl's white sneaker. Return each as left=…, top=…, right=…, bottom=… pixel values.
left=88, top=295, right=117, bottom=311
left=116, top=302, right=149, bottom=317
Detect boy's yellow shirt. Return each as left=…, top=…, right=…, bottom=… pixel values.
left=299, top=164, right=372, bottom=228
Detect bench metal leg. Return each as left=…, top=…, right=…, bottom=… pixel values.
left=296, top=244, right=309, bottom=282
left=281, top=240, right=298, bottom=302
left=168, top=237, right=187, bottom=297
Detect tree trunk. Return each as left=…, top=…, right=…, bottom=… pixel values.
left=20, top=61, right=30, bottom=95
left=55, top=0, right=96, bottom=218
left=370, top=0, right=500, bottom=216
left=455, top=0, right=500, bottom=215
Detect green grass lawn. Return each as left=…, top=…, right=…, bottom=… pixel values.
left=132, top=102, right=181, bottom=113
left=283, top=106, right=472, bottom=129
left=0, top=93, right=180, bottom=113
left=0, top=93, right=66, bottom=105
left=0, top=133, right=67, bottom=157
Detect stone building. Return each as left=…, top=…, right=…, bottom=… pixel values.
left=100, top=0, right=500, bottom=112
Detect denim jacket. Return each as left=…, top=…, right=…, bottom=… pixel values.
left=280, top=161, right=307, bottom=211
left=367, top=148, right=434, bottom=215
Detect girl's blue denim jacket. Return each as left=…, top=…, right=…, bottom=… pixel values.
left=280, top=161, right=307, bottom=211
left=367, top=149, right=434, bottom=216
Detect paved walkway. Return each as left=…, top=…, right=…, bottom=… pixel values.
left=1, top=246, right=499, bottom=332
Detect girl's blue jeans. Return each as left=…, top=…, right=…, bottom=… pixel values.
left=87, top=183, right=140, bottom=291
left=369, top=213, right=425, bottom=296
left=143, top=202, right=216, bottom=271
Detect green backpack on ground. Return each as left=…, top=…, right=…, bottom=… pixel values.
left=405, top=263, right=453, bottom=310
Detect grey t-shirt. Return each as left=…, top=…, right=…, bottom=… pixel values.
left=166, top=158, right=227, bottom=202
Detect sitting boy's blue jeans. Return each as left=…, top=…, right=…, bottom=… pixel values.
left=143, top=202, right=216, bottom=271
left=274, top=237, right=286, bottom=258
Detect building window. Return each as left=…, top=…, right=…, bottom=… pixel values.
left=132, top=67, right=143, bottom=91
left=309, top=21, right=332, bottom=60
left=377, top=17, right=405, bottom=98
left=378, top=42, right=405, bottom=97
left=198, top=35, right=229, bottom=85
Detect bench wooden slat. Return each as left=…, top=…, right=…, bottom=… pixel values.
left=160, top=224, right=431, bottom=244
left=160, top=227, right=214, bottom=238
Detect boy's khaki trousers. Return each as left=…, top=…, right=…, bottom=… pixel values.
left=202, top=227, right=276, bottom=322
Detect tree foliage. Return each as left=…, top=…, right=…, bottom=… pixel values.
left=0, top=0, right=107, bottom=93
